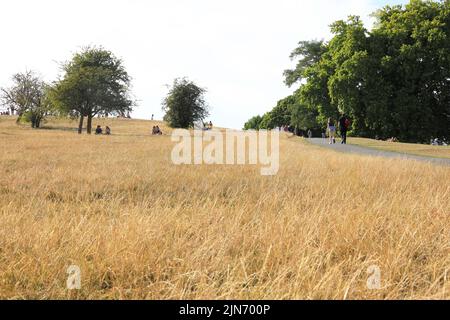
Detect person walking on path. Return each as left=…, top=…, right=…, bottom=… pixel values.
left=327, top=118, right=336, bottom=144
left=339, top=114, right=349, bottom=144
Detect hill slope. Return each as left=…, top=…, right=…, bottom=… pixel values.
left=0, top=116, right=449, bottom=299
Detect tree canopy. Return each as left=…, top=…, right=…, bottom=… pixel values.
left=162, top=78, right=209, bottom=129
left=1, top=71, right=51, bottom=128
left=50, top=47, right=133, bottom=134
left=245, top=0, right=450, bottom=142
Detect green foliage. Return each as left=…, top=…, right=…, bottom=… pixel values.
left=290, top=92, right=320, bottom=131
left=280, top=0, right=450, bottom=142
left=50, top=46, right=133, bottom=134
left=162, top=78, right=209, bottom=129
left=250, top=97, right=293, bottom=130
left=243, top=115, right=263, bottom=130
left=283, top=40, right=327, bottom=87
left=1, top=71, right=51, bottom=128
left=244, top=93, right=321, bottom=132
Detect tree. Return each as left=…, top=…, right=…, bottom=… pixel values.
left=244, top=95, right=298, bottom=130
left=280, top=0, right=450, bottom=142
left=283, top=40, right=327, bottom=87
left=1, top=71, right=51, bottom=128
left=243, top=115, right=263, bottom=130
left=290, top=90, right=320, bottom=131
left=367, top=0, right=450, bottom=141
left=50, top=47, right=133, bottom=134
left=162, top=78, right=209, bottom=128
left=284, top=39, right=336, bottom=129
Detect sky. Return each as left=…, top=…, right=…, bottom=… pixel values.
left=0, top=0, right=409, bottom=129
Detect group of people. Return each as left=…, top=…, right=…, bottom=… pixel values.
left=0, top=111, right=11, bottom=115
left=275, top=125, right=294, bottom=132
left=431, top=138, right=448, bottom=146
left=95, top=125, right=111, bottom=135
left=326, top=114, right=351, bottom=145
left=203, top=121, right=213, bottom=131
left=152, top=125, right=163, bottom=135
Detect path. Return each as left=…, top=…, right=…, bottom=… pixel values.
left=307, top=138, right=450, bottom=166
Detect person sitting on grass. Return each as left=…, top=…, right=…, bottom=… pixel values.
left=95, top=125, right=103, bottom=135
left=387, top=137, right=398, bottom=143
left=152, top=126, right=162, bottom=135
left=105, top=126, right=111, bottom=135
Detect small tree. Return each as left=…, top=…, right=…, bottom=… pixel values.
left=1, top=71, right=50, bottom=128
left=50, top=47, right=133, bottom=134
left=162, top=78, right=209, bottom=128
left=243, top=115, right=263, bottom=130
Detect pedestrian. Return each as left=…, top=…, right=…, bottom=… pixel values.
left=339, top=114, right=350, bottom=144
left=327, top=118, right=336, bottom=144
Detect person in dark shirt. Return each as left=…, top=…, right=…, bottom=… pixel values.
left=339, top=114, right=348, bottom=144
left=95, top=125, right=103, bottom=135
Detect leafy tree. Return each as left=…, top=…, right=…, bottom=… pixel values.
left=284, top=40, right=336, bottom=129
left=290, top=90, right=320, bottom=131
left=1, top=71, right=51, bottom=128
left=50, top=47, right=133, bottom=134
left=327, top=16, right=371, bottom=134
left=368, top=0, right=450, bottom=141
left=280, top=0, right=450, bottom=142
left=162, top=78, right=209, bottom=128
left=243, top=115, right=263, bottom=130
left=270, top=96, right=295, bottom=128
left=257, top=113, right=270, bottom=130
left=284, top=40, right=327, bottom=87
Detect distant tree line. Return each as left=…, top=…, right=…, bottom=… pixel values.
left=1, top=47, right=134, bottom=134
left=1, top=46, right=209, bottom=132
left=245, top=0, right=450, bottom=142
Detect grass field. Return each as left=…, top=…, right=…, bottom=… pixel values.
left=0, top=116, right=449, bottom=299
left=348, top=137, right=450, bottom=159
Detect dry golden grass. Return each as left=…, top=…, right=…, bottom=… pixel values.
left=348, top=137, right=450, bottom=159
left=0, top=116, right=449, bottom=300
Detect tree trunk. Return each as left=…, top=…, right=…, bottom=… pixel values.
left=87, top=115, right=93, bottom=134
left=16, top=112, right=23, bottom=124
left=78, top=115, right=84, bottom=134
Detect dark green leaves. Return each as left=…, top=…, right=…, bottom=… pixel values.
left=162, top=78, right=209, bottom=129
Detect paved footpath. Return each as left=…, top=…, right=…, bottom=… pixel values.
left=307, top=138, right=450, bottom=166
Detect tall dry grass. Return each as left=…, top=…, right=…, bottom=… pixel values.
left=0, top=116, right=449, bottom=299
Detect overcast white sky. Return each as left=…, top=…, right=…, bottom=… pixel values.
left=0, top=0, right=408, bottom=129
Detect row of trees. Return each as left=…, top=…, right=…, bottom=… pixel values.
left=245, top=0, right=450, bottom=142
left=1, top=47, right=210, bottom=132
left=1, top=47, right=134, bottom=134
